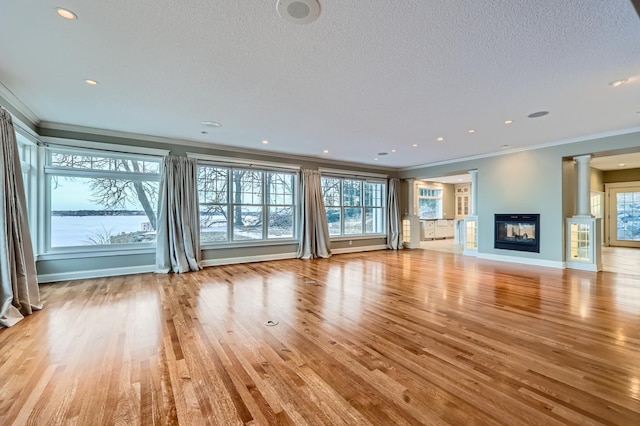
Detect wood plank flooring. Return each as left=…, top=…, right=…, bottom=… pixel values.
left=1, top=249, right=639, bottom=425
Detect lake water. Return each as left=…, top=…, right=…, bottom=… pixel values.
left=52, top=215, right=153, bottom=247
left=51, top=214, right=285, bottom=247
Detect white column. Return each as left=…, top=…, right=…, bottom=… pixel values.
left=574, top=155, right=592, bottom=217
left=469, top=169, right=478, bottom=216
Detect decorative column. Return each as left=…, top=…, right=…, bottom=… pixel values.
left=463, top=169, right=478, bottom=256
left=566, top=155, right=602, bottom=271
left=574, top=155, right=592, bottom=217
left=402, top=178, right=421, bottom=248
left=469, top=169, right=478, bottom=216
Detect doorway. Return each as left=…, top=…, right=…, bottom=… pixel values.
left=606, top=182, right=640, bottom=248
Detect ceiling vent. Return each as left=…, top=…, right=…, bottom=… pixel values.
left=277, top=0, right=320, bottom=25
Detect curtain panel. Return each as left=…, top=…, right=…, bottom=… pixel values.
left=156, top=156, right=202, bottom=273
left=0, top=107, right=41, bottom=327
left=386, top=177, right=403, bottom=250
left=297, top=169, right=331, bottom=259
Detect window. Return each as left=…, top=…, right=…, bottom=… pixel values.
left=198, top=165, right=296, bottom=244
left=16, top=133, right=37, bottom=238
left=418, top=186, right=442, bottom=219
left=44, top=147, right=161, bottom=250
left=321, top=176, right=385, bottom=237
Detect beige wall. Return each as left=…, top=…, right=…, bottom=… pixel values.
left=603, top=168, right=640, bottom=183
left=442, top=183, right=455, bottom=219
left=590, top=168, right=604, bottom=192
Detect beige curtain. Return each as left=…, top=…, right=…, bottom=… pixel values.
left=0, top=107, right=41, bottom=327
left=156, top=156, right=202, bottom=273
left=386, top=177, right=403, bottom=250
left=297, top=169, right=331, bottom=259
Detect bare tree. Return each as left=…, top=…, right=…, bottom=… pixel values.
left=198, top=166, right=295, bottom=232
left=51, top=154, right=158, bottom=229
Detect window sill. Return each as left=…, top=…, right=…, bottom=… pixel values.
left=200, top=238, right=298, bottom=250
left=330, top=235, right=386, bottom=242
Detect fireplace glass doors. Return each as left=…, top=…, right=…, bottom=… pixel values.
left=494, top=214, right=540, bottom=253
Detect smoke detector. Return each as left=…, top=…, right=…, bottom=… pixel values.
left=277, top=0, right=320, bottom=25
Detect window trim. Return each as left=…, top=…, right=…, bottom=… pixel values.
left=16, top=133, right=38, bottom=249
left=43, top=143, right=163, bottom=254
left=321, top=174, right=387, bottom=238
left=417, top=184, right=444, bottom=219
left=187, top=152, right=300, bottom=171
left=42, top=137, right=170, bottom=157
left=197, top=162, right=299, bottom=247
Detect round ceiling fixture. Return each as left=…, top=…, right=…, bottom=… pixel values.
left=202, top=121, right=221, bottom=128
left=528, top=111, right=549, bottom=118
left=609, top=79, right=628, bottom=87
left=277, top=0, right=320, bottom=25
left=56, top=7, right=77, bottom=20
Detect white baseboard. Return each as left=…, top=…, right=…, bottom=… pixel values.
left=201, top=252, right=297, bottom=267
left=331, top=245, right=388, bottom=255
left=566, top=261, right=602, bottom=272
left=38, top=265, right=157, bottom=283
left=477, top=253, right=565, bottom=269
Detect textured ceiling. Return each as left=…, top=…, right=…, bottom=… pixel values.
left=1, top=0, right=639, bottom=169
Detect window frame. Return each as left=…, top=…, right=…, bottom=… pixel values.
left=15, top=132, right=38, bottom=244
left=197, top=162, right=299, bottom=247
left=41, top=141, right=166, bottom=256
left=418, top=185, right=443, bottom=219
left=321, top=174, right=387, bottom=239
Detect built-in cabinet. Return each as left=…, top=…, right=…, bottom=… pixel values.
left=421, top=219, right=455, bottom=240
left=455, top=183, right=470, bottom=219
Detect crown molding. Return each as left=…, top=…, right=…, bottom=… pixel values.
left=0, top=81, right=39, bottom=128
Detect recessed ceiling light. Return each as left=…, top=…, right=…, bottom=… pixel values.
left=528, top=111, right=549, bottom=118
left=391, top=149, right=396, bottom=153
left=436, top=137, right=444, bottom=141
left=262, top=140, right=269, bottom=144
left=56, top=7, right=77, bottom=20
left=617, top=163, right=627, bottom=168
left=412, top=144, right=418, bottom=147
left=609, top=79, right=628, bottom=87
left=504, top=120, right=513, bottom=124
left=84, top=79, right=98, bottom=85
left=374, top=157, right=379, bottom=161
left=467, top=129, right=476, bottom=134
left=323, top=149, right=329, bottom=154
left=202, top=121, right=221, bottom=128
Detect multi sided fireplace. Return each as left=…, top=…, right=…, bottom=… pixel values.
left=494, top=214, right=540, bottom=253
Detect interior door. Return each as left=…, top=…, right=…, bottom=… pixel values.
left=608, top=185, right=640, bottom=248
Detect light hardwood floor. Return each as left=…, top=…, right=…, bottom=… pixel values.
left=1, top=249, right=639, bottom=425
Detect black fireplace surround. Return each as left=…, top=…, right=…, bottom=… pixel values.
left=494, top=214, right=540, bottom=253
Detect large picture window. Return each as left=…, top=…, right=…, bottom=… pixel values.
left=198, top=165, right=296, bottom=244
left=44, top=147, right=161, bottom=250
left=321, top=176, right=385, bottom=237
